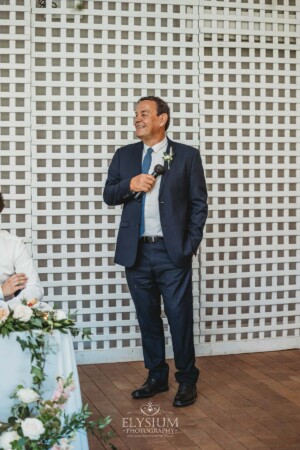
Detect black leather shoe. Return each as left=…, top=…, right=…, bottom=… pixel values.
left=173, top=383, right=197, bottom=407
left=131, top=377, right=169, bottom=399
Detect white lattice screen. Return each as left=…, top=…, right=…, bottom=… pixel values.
left=199, top=0, right=299, bottom=355
left=0, top=0, right=299, bottom=364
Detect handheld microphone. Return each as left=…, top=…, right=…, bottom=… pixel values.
left=134, top=164, right=165, bottom=201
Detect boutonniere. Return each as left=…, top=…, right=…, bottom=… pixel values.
left=163, top=147, right=174, bottom=170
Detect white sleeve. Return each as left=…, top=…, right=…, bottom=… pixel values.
left=8, top=240, right=44, bottom=305
left=0, top=286, right=4, bottom=301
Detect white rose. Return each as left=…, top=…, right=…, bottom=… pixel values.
left=0, top=301, right=9, bottom=324
left=21, top=418, right=45, bottom=440
left=17, top=388, right=40, bottom=404
left=0, top=430, right=20, bottom=450
left=13, top=304, right=33, bottom=323
left=54, top=310, right=67, bottom=321
left=26, top=298, right=38, bottom=307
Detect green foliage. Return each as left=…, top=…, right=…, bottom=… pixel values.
left=75, top=0, right=84, bottom=11
left=0, top=302, right=91, bottom=339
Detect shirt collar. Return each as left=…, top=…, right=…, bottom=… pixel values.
left=144, top=136, right=168, bottom=154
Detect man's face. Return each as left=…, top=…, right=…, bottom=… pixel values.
left=134, top=100, right=167, bottom=144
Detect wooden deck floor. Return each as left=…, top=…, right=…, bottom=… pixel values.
left=78, top=350, right=300, bottom=450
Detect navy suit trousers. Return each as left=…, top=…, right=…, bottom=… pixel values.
left=125, top=239, right=199, bottom=385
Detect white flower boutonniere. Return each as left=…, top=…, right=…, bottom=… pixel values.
left=163, top=147, right=174, bottom=170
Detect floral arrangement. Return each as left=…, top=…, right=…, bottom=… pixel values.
left=0, top=300, right=90, bottom=339
left=0, top=300, right=115, bottom=450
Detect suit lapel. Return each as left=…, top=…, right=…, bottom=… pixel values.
left=159, top=138, right=176, bottom=195
left=131, top=141, right=144, bottom=176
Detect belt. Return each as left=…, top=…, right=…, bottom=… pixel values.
left=140, top=236, right=164, bottom=243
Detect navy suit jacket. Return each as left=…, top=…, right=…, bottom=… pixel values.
left=103, top=138, right=208, bottom=268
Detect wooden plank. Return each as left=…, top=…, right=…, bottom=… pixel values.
left=78, top=351, right=300, bottom=450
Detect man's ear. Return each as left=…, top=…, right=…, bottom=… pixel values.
left=160, top=113, right=168, bottom=128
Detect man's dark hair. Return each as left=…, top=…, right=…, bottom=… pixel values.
left=0, top=193, right=5, bottom=213
left=138, top=96, right=170, bottom=131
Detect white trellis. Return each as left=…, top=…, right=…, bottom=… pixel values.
left=0, top=0, right=299, bottom=364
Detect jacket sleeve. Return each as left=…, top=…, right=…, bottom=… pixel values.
left=188, top=150, right=208, bottom=253
left=103, top=148, right=133, bottom=206
left=6, top=239, right=44, bottom=306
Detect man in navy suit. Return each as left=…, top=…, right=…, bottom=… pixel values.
left=104, top=96, right=208, bottom=407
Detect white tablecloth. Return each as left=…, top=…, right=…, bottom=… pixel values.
left=0, top=330, right=89, bottom=450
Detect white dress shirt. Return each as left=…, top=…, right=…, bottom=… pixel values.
left=142, top=136, right=168, bottom=237
left=0, top=230, right=44, bottom=307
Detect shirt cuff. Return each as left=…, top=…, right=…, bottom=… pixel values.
left=0, top=286, right=4, bottom=301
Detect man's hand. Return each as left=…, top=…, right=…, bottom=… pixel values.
left=130, top=174, right=156, bottom=193
left=1, top=273, right=28, bottom=297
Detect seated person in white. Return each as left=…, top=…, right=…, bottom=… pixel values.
left=0, top=193, right=44, bottom=308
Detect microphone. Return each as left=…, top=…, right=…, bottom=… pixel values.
left=134, top=164, right=165, bottom=201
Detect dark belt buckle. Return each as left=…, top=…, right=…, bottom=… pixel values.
left=142, top=236, right=163, bottom=243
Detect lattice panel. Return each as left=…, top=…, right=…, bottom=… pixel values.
left=1, top=0, right=299, bottom=364
left=30, top=0, right=202, bottom=361
left=0, top=1, right=32, bottom=243
left=199, top=0, right=300, bottom=353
